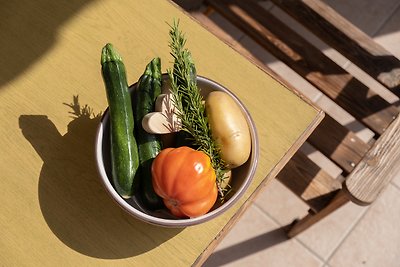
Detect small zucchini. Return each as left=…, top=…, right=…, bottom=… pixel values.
left=101, top=43, right=139, bottom=198
left=133, top=57, right=164, bottom=209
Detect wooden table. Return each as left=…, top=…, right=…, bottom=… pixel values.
left=0, top=0, right=323, bottom=266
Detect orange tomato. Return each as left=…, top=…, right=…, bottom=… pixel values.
left=151, top=146, right=218, bottom=218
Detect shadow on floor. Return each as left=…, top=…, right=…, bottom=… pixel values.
left=203, top=225, right=289, bottom=266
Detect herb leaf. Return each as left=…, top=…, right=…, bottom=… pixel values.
left=167, top=20, right=229, bottom=198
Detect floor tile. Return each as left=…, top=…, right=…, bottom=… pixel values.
left=372, top=5, right=400, bottom=104
left=341, top=4, right=400, bottom=105
left=374, top=2, right=400, bottom=44
left=375, top=18, right=400, bottom=59
left=390, top=170, right=400, bottom=189
left=328, top=184, right=400, bottom=267
left=323, top=0, right=400, bottom=36
left=203, top=205, right=323, bottom=267
left=256, top=179, right=367, bottom=261
left=254, top=178, right=309, bottom=227
left=297, top=202, right=367, bottom=261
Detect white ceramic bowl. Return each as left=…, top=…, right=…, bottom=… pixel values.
left=95, top=75, right=259, bottom=227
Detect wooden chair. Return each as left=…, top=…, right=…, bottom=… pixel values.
left=190, top=0, right=400, bottom=237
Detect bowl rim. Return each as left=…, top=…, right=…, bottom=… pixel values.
left=95, top=75, right=259, bottom=227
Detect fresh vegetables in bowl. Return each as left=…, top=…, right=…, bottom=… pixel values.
left=95, top=21, right=259, bottom=227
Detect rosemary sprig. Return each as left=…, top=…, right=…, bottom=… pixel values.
left=167, top=20, right=229, bottom=198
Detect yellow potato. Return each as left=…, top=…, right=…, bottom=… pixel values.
left=206, top=91, right=251, bottom=168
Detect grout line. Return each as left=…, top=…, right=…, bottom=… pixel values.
left=252, top=203, right=282, bottom=226
left=324, top=205, right=371, bottom=264
left=372, top=1, right=400, bottom=38
left=339, top=1, right=400, bottom=78
left=255, top=198, right=371, bottom=265
left=390, top=181, right=400, bottom=191
left=244, top=205, right=326, bottom=264
left=293, top=235, right=327, bottom=263
left=253, top=204, right=327, bottom=263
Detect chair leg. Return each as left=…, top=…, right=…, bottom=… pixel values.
left=287, top=189, right=350, bottom=238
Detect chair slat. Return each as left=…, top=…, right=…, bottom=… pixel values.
left=276, top=151, right=342, bottom=212
left=206, top=0, right=398, bottom=135
left=308, top=115, right=371, bottom=174
left=270, top=0, right=400, bottom=93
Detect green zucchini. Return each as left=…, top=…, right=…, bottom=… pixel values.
left=101, top=43, right=139, bottom=198
left=133, top=57, right=164, bottom=209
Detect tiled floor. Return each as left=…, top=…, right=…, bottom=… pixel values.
left=174, top=1, right=400, bottom=266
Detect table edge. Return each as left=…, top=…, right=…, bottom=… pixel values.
left=193, top=109, right=324, bottom=266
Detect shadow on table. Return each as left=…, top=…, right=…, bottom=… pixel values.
left=203, top=225, right=289, bottom=266
left=18, top=96, right=182, bottom=259
left=0, top=0, right=95, bottom=88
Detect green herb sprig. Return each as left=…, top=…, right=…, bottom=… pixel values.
left=167, top=20, right=229, bottom=198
